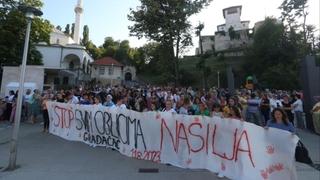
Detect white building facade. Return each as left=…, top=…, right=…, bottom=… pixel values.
left=91, top=57, right=136, bottom=86
left=1, top=0, right=93, bottom=92
left=36, top=43, right=93, bottom=88
left=196, top=5, right=253, bottom=55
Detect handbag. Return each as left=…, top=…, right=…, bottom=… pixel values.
left=295, top=140, right=313, bottom=165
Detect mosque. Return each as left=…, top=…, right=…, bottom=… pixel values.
left=1, top=0, right=136, bottom=95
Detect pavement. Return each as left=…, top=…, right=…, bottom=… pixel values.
left=0, top=121, right=319, bottom=180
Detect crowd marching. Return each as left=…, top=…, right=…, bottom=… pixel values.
left=1, top=85, right=319, bottom=134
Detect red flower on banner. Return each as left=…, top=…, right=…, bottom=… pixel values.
left=260, top=170, right=268, bottom=179
left=274, top=163, right=284, bottom=171
left=266, top=145, right=275, bottom=154
left=194, top=117, right=200, bottom=123
left=221, top=162, right=226, bottom=171
left=260, top=163, right=284, bottom=179
left=186, top=158, right=192, bottom=165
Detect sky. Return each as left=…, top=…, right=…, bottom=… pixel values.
left=42, top=0, right=320, bottom=55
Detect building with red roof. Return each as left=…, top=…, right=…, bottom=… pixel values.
left=91, top=57, right=136, bottom=85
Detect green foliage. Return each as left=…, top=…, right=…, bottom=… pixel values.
left=81, top=25, right=89, bottom=46
left=0, top=0, right=52, bottom=66
left=244, top=17, right=300, bottom=89
left=178, top=68, right=197, bottom=86
left=85, top=41, right=102, bottom=60
left=71, top=23, right=75, bottom=38
left=128, top=0, right=212, bottom=85
left=56, top=25, right=62, bottom=31
left=64, top=24, right=70, bottom=35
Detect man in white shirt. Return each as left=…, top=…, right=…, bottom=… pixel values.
left=292, top=94, right=304, bottom=129
left=116, top=96, right=127, bottom=109
left=269, top=94, right=283, bottom=112
left=66, top=91, right=79, bottom=104
left=162, top=99, right=176, bottom=113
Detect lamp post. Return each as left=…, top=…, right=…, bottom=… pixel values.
left=7, top=4, right=43, bottom=170
left=217, top=71, right=220, bottom=89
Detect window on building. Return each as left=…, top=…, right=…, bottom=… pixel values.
left=99, top=67, right=105, bottom=75
left=227, top=8, right=238, bottom=14
left=54, top=77, right=60, bottom=85
left=108, top=66, right=114, bottom=75
left=69, top=61, right=74, bottom=70
left=63, top=77, right=68, bottom=85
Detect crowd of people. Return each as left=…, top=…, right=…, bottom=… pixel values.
left=1, top=85, right=319, bottom=135
left=1, top=85, right=319, bottom=178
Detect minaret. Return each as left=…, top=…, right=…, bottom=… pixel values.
left=74, top=0, right=83, bottom=44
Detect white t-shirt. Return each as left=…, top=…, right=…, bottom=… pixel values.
left=293, top=99, right=303, bottom=112
left=8, top=95, right=15, bottom=103
left=163, top=108, right=176, bottom=113
left=179, top=106, right=188, bottom=115
left=117, top=104, right=127, bottom=109
left=24, top=94, right=33, bottom=104
left=270, top=98, right=283, bottom=111
left=68, top=96, right=79, bottom=104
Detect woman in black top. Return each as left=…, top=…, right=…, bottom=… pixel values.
left=282, top=95, right=294, bottom=125
left=260, top=93, right=270, bottom=125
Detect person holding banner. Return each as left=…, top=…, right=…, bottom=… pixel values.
left=41, top=94, right=49, bottom=133
left=65, top=91, right=79, bottom=104
left=94, top=96, right=102, bottom=106
left=104, top=94, right=115, bottom=108
left=265, top=108, right=295, bottom=133
left=162, top=99, right=176, bottom=113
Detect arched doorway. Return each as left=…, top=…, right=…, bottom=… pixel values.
left=63, top=54, right=81, bottom=70
left=125, top=72, right=132, bottom=81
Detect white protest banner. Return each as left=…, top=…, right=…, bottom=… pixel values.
left=47, top=102, right=299, bottom=180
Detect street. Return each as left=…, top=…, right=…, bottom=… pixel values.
left=0, top=122, right=319, bottom=180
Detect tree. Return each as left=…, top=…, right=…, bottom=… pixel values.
left=56, top=25, right=62, bottom=31
left=244, top=17, right=300, bottom=89
left=128, top=0, right=212, bottom=86
left=101, top=37, right=118, bottom=57
left=71, top=23, right=75, bottom=38
left=64, top=24, right=70, bottom=35
left=195, top=22, right=210, bottom=90
left=279, top=0, right=310, bottom=54
left=0, top=0, right=53, bottom=66
left=82, top=25, right=89, bottom=46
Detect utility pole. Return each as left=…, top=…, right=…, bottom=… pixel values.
left=7, top=3, right=43, bottom=170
